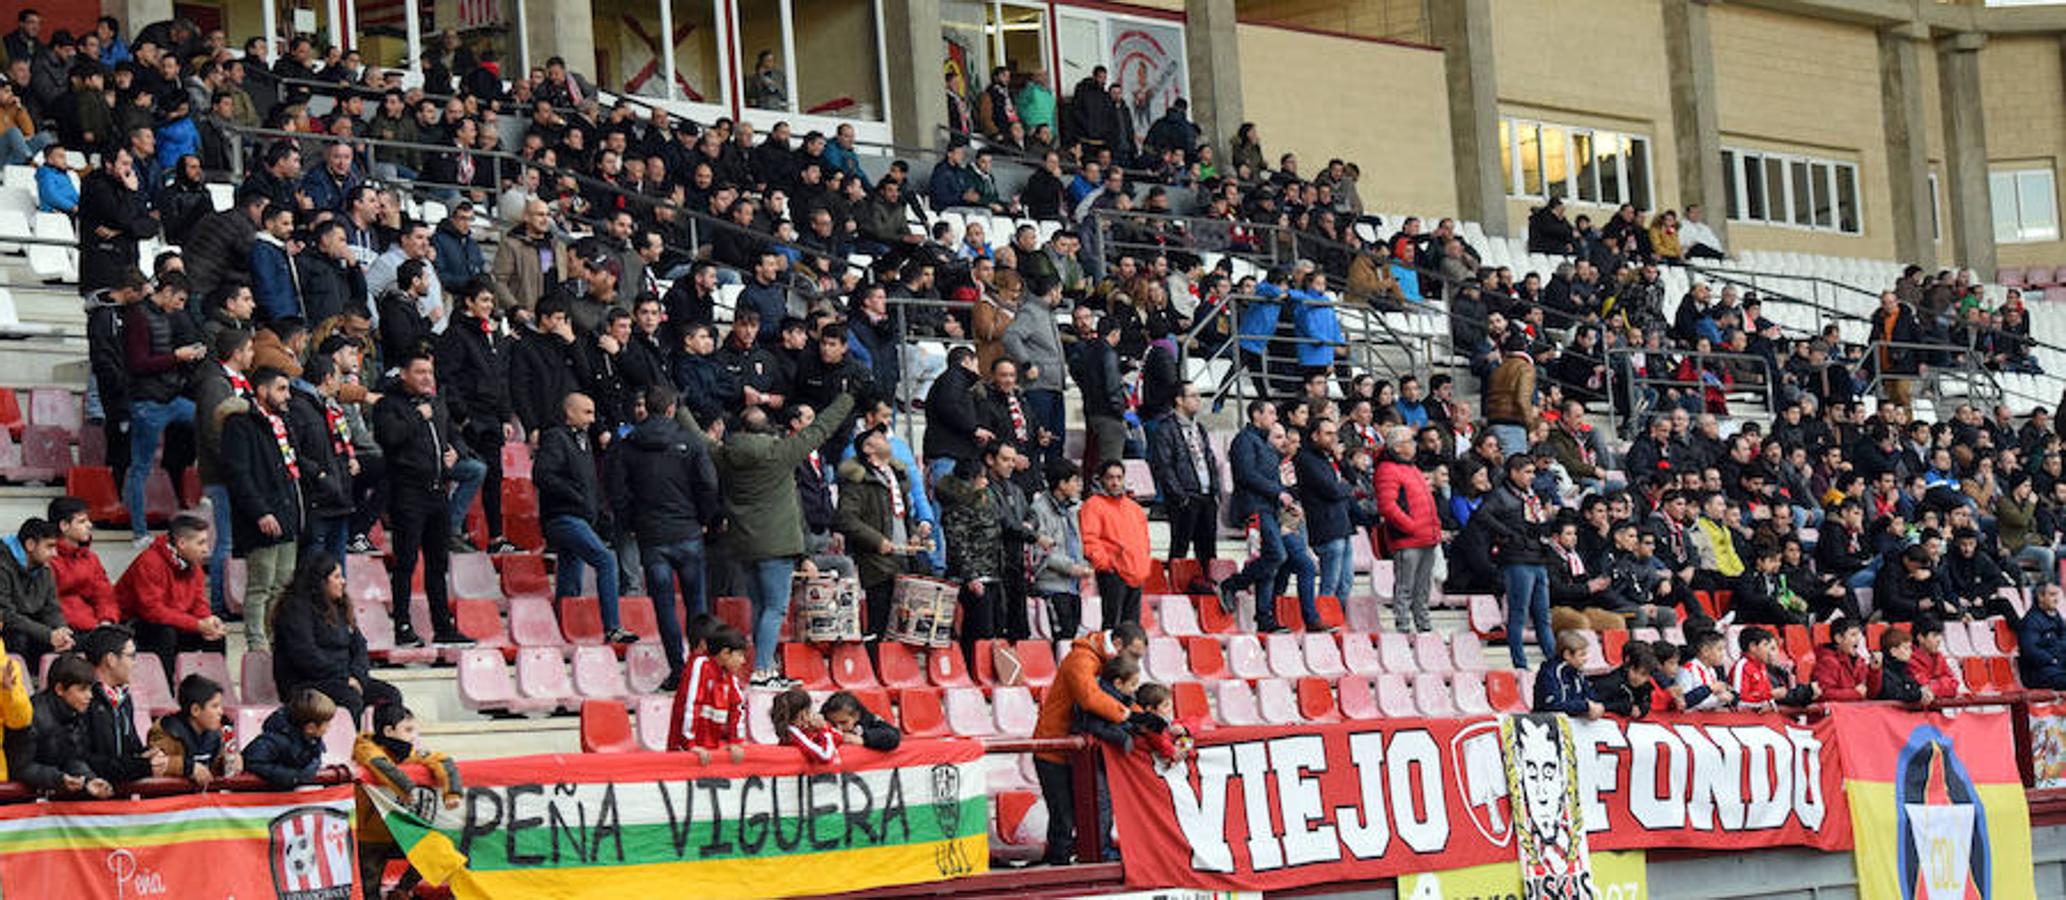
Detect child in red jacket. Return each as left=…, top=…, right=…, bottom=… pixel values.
left=1731, top=627, right=1819, bottom=710
left=1127, top=683, right=1195, bottom=768
left=1909, top=618, right=1963, bottom=698
left=114, top=517, right=225, bottom=683
left=1811, top=619, right=1874, bottom=701
left=770, top=688, right=842, bottom=764
left=48, top=498, right=118, bottom=631
left=667, top=624, right=748, bottom=762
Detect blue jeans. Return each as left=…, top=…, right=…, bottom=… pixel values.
left=1845, top=557, right=1882, bottom=591
left=0, top=128, right=52, bottom=168
left=203, top=484, right=232, bottom=615
left=1026, top=389, right=1065, bottom=467
left=126, top=398, right=195, bottom=538
left=1503, top=563, right=1554, bottom=668
left=1274, top=528, right=1319, bottom=625
left=1315, top=536, right=1353, bottom=603
left=304, top=515, right=351, bottom=574
left=643, top=537, right=704, bottom=674
left=545, top=515, right=621, bottom=630
left=1489, top=423, right=1529, bottom=459
left=747, top=557, right=797, bottom=672
left=926, top=457, right=958, bottom=497
left=1232, top=508, right=1287, bottom=628
left=446, top=457, right=487, bottom=537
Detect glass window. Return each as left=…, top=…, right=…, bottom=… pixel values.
left=1763, top=157, right=1787, bottom=222
left=1596, top=134, right=1620, bottom=205
left=1517, top=121, right=1543, bottom=197
left=1835, top=165, right=1859, bottom=234
left=794, top=0, right=883, bottom=119
left=1542, top=126, right=1570, bottom=201
left=943, top=0, right=992, bottom=96
left=1721, top=150, right=1738, bottom=220
left=1499, top=118, right=1513, bottom=195
left=1741, top=154, right=1765, bottom=221
left=1626, top=136, right=1650, bottom=210
left=995, top=3, right=1049, bottom=75
left=1928, top=170, right=1941, bottom=241
left=1810, top=162, right=1833, bottom=228
left=1789, top=160, right=1813, bottom=226
left=1573, top=131, right=1598, bottom=203
left=2018, top=169, right=2058, bottom=242
left=736, top=0, right=793, bottom=112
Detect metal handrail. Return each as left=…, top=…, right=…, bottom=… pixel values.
left=1604, top=345, right=1781, bottom=435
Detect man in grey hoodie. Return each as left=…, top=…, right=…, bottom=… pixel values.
left=1029, top=459, right=1093, bottom=641
left=1001, top=278, right=1067, bottom=471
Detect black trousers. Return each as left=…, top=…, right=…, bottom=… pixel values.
left=1039, top=592, right=1082, bottom=641
left=1166, top=495, right=1220, bottom=564
left=998, top=542, right=1030, bottom=641
left=131, top=621, right=225, bottom=685
left=292, top=675, right=403, bottom=728
left=863, top=577, right=895, bottom=641
left=351, top=454, right=388, bottom=538
left=466, top=427, right=505, bottom=539
left=387, top=490, right=454, bottom=633
left=959, top=582, right=995, bottom=671
left=1034, top=758, right=1077, bottom=864
left=103, top=413, right=131, bottom=488
left=1096, top=571, right=1141, bottom=629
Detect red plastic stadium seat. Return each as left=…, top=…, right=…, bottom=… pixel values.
left=1994, top=618, right=2018, bottom=654
left=714, top=596, right=754, bottom=637
left=1783, top=625, right=1813, bottom=661
left=1172, top=682, right=1211, bottom=722
left=501, top=441, right=533, bottom=479
left=1167, top=559, right=1204, bottom=594
left=928, top=647, right=975, bottom=688
left=1196, top=596, right=1236, bottom=634
left=1014, top=640, right=1057, bottom=689
left=1960, top=658, right=1992, bottom=694
left=898, top=687, right=948, bottom=737
left=618, top=596, right=659, bottom=645
left=784, top=643, right=834, bottom=690
left=496, top=554, right=550, bottom=599
left=1296, top=677, right=1339, bottom=722
left=1274, top=596, right=1304, bottom=631
left=16, top=425, right=68, bottom=480
left=452, top=598, right=512, bottom=650
left=866, top=642, right=920, bottom=689
left=1485, top=669, right=1528, bottom=713
left=1313, top=595, right=1345, bottom=630
left=559, top=596, right=606, bottom=646
left=1183, top=636, right=1228, bottom=680
left=66, top=466, right=125, bottom=527
left=0, top=387, right=23, bottom=439
left=579, top=700, right=637, bottom=753
left=1989, top=657, right=2018, bottom=692
left=830, top=643, right=880, bottom=689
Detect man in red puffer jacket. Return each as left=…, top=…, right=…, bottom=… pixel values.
left=115, top=514, right=226, bottom=683
left=1372, top=424, right=1441, bottom=633
left=48, top=497, right=119, bottom=631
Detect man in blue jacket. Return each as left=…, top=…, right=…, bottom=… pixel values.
left=247, top=203, right=299, bottom=324
left=2021, top=584, right=2066, bottom=690
left=1216, top=400, right=1289, bottom=632
left=430, top=202, right=487, bottom=295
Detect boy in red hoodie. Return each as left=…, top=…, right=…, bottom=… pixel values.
left=1811, top=619, right=1874, bottom=701
left=1909, top=618, right=1962, bottom=699
left=667, top=624, right=749, bottom=762
left=1731, top=626, right=1819, bottom=710
left=114, top=514, right=225, bottom=683
left=48, top=497, right=119, bottom=631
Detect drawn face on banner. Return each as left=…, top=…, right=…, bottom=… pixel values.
left=1517, top=718, right=1568, bottom=847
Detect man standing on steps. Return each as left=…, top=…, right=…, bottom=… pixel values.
left=1373, top=424, right=1441, bottom=633
left=1001, top=279, right=1067, bottom=472
left=122, top=273, right=206, bottom=548
left=216, top=367, right=302, bottom=652
left=189, top=329, right=254, bottom=618
left=536, top=392, right=634, bottom=646
left=1032, top=622, right=1146, bottom=865
left=1217, top=400, right=1290, bottom=633
left=1149, top=381, right=1221, bottom=592
left=371, top=350, right=471, bottom=647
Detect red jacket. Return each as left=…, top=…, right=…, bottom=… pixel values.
left=51, top=539, right=119, bottom=631
left=667, top=653, right=745, bottom=751
left=784, top=723, right=842, bottom=764
left=114, top=536, right=209, bottom=632
left=1909, top=647, right=1960, bottom=698
left=1810, top=646, right=1873, bottom=701
left=1731, top=657, right=1774, bottom=707
left=1371, top=457, right=1440, bottom=549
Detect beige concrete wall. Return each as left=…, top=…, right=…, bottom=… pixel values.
left=1980, top=35, right=2066, bottom=268
left=1233, top=0, right=1428, bottom=43
left=1708, top=3, right=1893, bottom=259
left=1488, top=0, right=1678, bottom=235
left=1234, top=22, right=1454, bottom=218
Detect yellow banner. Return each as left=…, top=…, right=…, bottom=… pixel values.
left=1397, top=850, right=1647, bottom=899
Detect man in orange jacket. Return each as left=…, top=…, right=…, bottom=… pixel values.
left=1080, top=460, right=1152, bottom=628
left=1032, top=622, right=1147, bottom=865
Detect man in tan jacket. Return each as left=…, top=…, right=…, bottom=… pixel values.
left=1485, top=334, right=1537, bottom=458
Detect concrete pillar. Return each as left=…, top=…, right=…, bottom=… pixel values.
left=523, top=0, right=595, bottom=87
left=115, top=0, right=175, bottom=35
left=1878, top=23, right=1937, bottom=269
left=1185, top=0, right=1244, bottom=164
left=1427, top=0, right=1506, bottom=236
left=1936, top=31, right=1996, bottom=279
left=1662, top=0, right=1727, bottom=249
left=883, top=0, right=948, bottom=150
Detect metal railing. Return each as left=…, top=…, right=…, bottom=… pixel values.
left=1604, top=345, right=1781, bottom=433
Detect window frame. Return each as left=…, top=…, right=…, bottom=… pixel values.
left=1989, top=166, right=2060, bottom=245
left=1721, top=146, right=1862, bottom=236
left=1498, top=115, right=1652, bottom=210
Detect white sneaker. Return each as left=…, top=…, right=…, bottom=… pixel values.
left=131, top=534, right=154, bottom=549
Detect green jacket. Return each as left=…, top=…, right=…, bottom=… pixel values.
left=714, top=393, right=853, bottom=562
left=834, top=457, right=915, bottom=588
left=937, top=473, right=1003, bottom=583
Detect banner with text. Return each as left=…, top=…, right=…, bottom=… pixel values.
left=1829, top=705, right=2036, bottom=900
left=0, top=785, right=361, bottom=899
left=1104, top=713, right=1848, bottom=892
left=1397, top=850, right=1648, bottom=900
left=370, top=742, right=988, bottom=899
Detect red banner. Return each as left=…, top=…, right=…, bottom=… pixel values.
left=1105, top=713, right=1850, bottom=892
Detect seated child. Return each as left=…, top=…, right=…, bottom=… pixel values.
left=147, top=674, right=240, bottom=787
left=1909, top=618, right=1962, bottom=699
left=1876, top=628, right=1932, bottom=703
left=1126, top=682, right=1193, bottom=766
left=244, top=688, right=338, bottom=787
left=1532, top=630, right=1603, bottom=717
left=7, top=654, right=113, bottom=797
left=771, top=688, right=843, bottom=764
left=1730, top=626, right=1818, bottom=711
left=1811, top=619, right=1873, bottom=701
left=1649, top=642, right=1685, bottom=712
left=821, top=691, right=901, bottom=751
left=1675, top=630, right=1737, bottom=710
left=668, top=624, right=749, bottom=762
left=1589, top=643, right=1657, bottom=717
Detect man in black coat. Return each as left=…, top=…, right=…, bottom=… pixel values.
left=371, top=351, right=469, bottom=647
left=1070, top=313, right=1128, bottom=474
left=1149, top=381, right=1221, bottom=586
left=792, top=322, right=874, bottom=460
left=976, top=358, right=1045, bottom=495
left=609, top=385, right=720, bottom=684
left=437, top=280, right=517, bottom=554
left=80, top=625, right=168, bottom=784
left=286, top=356, right=355, bottom=562
left=183, top=189, right=266, bottom=301
left=219, top=367, right=305, bottom=652
left=77, top=147, right=161, bottom=296
left=923, top=346, right=987, bottom=484
left=506, top=296, right=592, bottom=435
left=535, top=392, right=634, bottom=644
left=713, top=310, right=784, bottom=415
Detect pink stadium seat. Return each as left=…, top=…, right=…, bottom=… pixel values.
left=1468, top=595, right=1504, bottom=635
left=898, top=687, right=948, bottom=737
left=1374, top=674, right=1417, bottom=718
left=346, top=562, right=392, bottom=607
left=1579, top=630, right=1611, bottom=674
left=223, top=558, right=245, bottom=616
left=618, top=596, right=660, bottom=645
left=1942, top=623, right=1976, bottom=658
left=501, top=441, right=534, bottom=480
left=515, top=647, right=575, bottom=711
left=1999, top=267, right=2028, bottom=288
left=992, top=686, right=1038, bottom=736
left=1226, top=634, right=1271, bottom=680
left=1182, top=636, right=1227, bottom=680
left=1257, top=678, right=1304, bottom=725
left=1967, top=619, right=2002, bottom=657
left=233, top=706, right=272, bottom=750
left=944, top=687, right=996, bottom=737
left=971, top=640, right=998, bottom=686
left=355, top=598, right=395, bottom=654
left=1145, top=637, right=1191, bottom=683
left=1450, top=633, right=1489, bottom=671
left=240, top=651, right=278, bottom=707
left=830, top=643, right=880, bottom=689
left=130, top=652, right=175, bottom=719
left=1337, top=677, right=1381, bottom=720
left=76, top=427, right=104, bottom=466
left=1264, top=632, right=1308, bottom=678
left=1214, top=680, right=1262, bottom=727
left=746, top=689, right=779, bottom=745
left=28, top=388, right=81, bottom=436
left=508, top=596, right=565, bottom=648
left=1485, top=669, right=1528, bottom=713
left=927, top=647, right=975, bottom=688
left=572, top=646, right=629, bottom=700
left=634, top=695, right=673, bottom=751
left=175, top=651, right=236, bottom=706
left=1014, top=640, right=1057, bottom=689
left=1378, top=632, right=1417, bottom=673
left=17, top=425, right=68, bottom=480
left=559, top=596, right=606, bottom=645
left=449, top=554, right=504, bottom=602
left=713, top=596, right=753, bottom=636
left=1122, top=459, right=1155, bottom=498
left=876, top=642, right=926, bottom=689
left=783, top=644, right=834, bottom=690
left=1365, top=556, right=1391, bottom=597
left=2025, top=266, right=2054, bottom=288
left=1414, top=632, right=1453, bottom=672
left=321, top=713, right=356, bottom=764
left=1341, top=632, right=1385, bottom=676
left=1342, top=595, right=1386, bottom=633
left=1156, top=595, right=1202, bottom=636
left=624, top=644, right=668, bottom=694
left=1453, top=671, right=1494, bottom=715
left=1413, top=673, right=1459, bottom=717
left=1302, top=632, right=1347, bottom=678
left=1295, top=677, right=1339, bottom=722
left=580, top=700, right=637, bottom=753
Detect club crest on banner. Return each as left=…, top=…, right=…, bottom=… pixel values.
left=1503, top=714, right=1597, bottom=900
left=1452, top=718, right=1513, bottom=847
left=1894, top=725, right=1990, bottom=900
left=268, top=806, right=356, bottom=900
